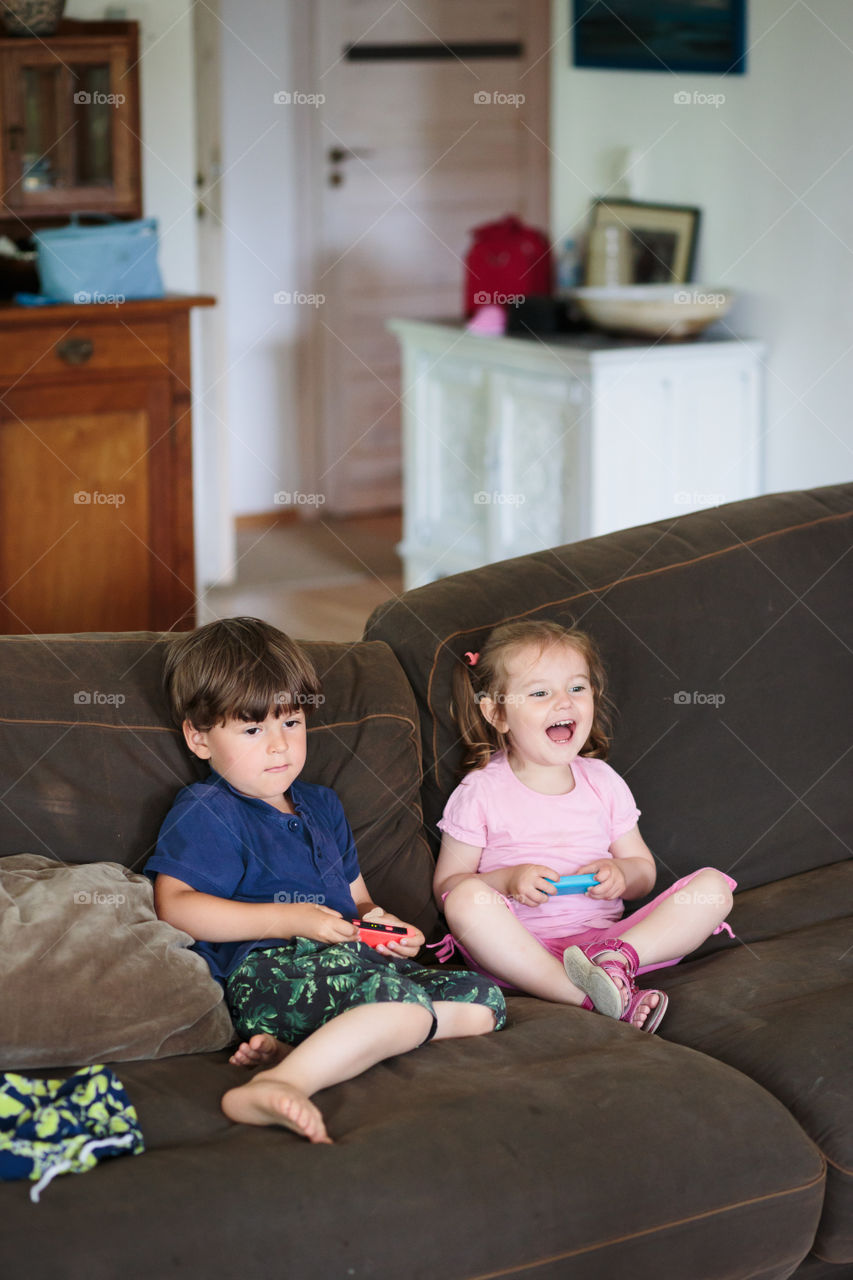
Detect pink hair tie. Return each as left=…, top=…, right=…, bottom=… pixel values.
left=464, top=651, right=480, bottom=667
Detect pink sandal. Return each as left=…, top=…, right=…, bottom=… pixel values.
left=563, top=937, right=638, bottom=1018
left=563, top=937, right=668, bottom=1033
left=619, top=985, right=669, bottom=1034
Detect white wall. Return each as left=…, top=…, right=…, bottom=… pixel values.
left=218, top=0, right=314, bottom=518
left=550, top=0, right=853, bottom=495
left=65, top=0, right=198, bottom=292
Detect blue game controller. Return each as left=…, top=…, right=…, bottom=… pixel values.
left=544, top=874, right=598, bottom=895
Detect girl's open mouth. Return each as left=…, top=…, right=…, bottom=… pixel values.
left=545, top=720, right=575, bottom=744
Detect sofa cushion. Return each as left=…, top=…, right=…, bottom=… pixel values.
left=0, top=634, right=439, bottom=939
left=365, top=483, right=853, bottom=901
left=0, top=854, right=233, bottom=1069
left=654, top=865, right=853, bottom=1265
left=0, top=1003, right=825, bottom=1280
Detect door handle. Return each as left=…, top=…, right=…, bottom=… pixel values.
left=328, top=146, right=373, bottom=164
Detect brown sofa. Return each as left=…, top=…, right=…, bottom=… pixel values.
left=1, top=483, right=850, bottom=1279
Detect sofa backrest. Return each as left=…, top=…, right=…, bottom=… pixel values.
left=0, top=634, right=439, bottom=937
left=365, top=484, right=853, bottom=897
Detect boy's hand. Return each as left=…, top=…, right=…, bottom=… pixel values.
left=284, top=904, right=358, bottom=944
left=578, top=861, right=626, bottom=900
left=506, top=864, right=559, bottom=906
left=367, top=909, right=424, bottom=959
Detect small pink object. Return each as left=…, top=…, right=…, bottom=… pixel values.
left=465, top=304, right=506, bottom=336
left=464, top=651, right=479, bottom=666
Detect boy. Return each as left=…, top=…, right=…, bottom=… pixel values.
left=147, top=617, right=505, bottom=1144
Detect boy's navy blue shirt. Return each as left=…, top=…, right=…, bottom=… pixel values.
left=146, top=771, right=360, bottom=984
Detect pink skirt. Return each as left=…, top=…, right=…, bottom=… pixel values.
left=436, top=867, right=736, bottom=988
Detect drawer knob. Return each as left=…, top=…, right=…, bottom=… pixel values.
left=56, top=337, right=94, bottom=366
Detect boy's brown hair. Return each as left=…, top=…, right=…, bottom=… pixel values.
left=451, top=620, right=613, bottom=774
left=164, top=617, right=323, bottom=731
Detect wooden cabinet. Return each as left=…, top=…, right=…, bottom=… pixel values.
left=0, top=20, right=141, bottom=233
left=0, top=296, right=214, bottom=633
left=390, top=320, right=765, bottom=589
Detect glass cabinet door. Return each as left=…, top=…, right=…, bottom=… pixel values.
left=68, top=62, right=114, bottom=189
left=20, top=64, right=61, bottom=192
left=0, top=26, right=140, bottom=226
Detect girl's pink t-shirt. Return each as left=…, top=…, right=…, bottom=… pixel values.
left=437, top=751, right=641, bottom=940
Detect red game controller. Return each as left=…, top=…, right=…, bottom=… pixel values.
left=352, top=918, right=411, bottom=948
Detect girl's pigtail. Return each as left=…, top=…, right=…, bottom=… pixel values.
left=450, top=655, right=499, bottom=775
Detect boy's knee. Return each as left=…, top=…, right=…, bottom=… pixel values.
left=361, top=998, right=435, bottom=1050
left=469, top=1003, right=500, bottom=1035
left=406, top=1001, right=438, bottom=1046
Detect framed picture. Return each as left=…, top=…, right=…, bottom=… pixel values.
left=572, top=1, right=747, bottom=76
left=586, top=199, right=701, bottom=284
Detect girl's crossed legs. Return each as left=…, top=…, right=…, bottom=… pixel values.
left=442, top=867, right=734, bottom=1028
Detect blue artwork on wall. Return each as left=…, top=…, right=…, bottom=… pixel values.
left=572, top=1, right=747, bottom=75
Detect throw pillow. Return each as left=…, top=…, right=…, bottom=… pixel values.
left=1, top=855, right=234, bottom=1069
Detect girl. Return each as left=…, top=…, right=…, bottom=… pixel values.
left=433, top=620, right=736, bottom=1033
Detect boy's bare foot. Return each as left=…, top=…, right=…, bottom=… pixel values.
left=229, top=1032, right=289, bottom=1068
left=221, top=1075, right=332, bottom=1144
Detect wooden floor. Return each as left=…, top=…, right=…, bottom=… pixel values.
left=199, top=513, right=403, bottom=642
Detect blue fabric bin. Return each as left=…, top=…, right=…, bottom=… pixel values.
left=34, top=215, right=164, bottom=303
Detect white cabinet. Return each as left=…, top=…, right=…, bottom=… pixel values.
left=390, top=319, right=764, bottom=589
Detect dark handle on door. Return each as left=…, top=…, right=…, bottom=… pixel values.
left=328, top=146, right=373, bottom=164
left=56, top=337, right=94, bottom=366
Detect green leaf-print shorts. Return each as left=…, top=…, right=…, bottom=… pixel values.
left=225, top=938, right=507, bottom=1046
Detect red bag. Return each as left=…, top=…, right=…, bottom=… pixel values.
left=464, top=214, right=552, bottom=317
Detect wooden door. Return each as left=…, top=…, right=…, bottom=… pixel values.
left=311, top=0, right=550, bottom=514
left=0, top=378, right=180, bottom=633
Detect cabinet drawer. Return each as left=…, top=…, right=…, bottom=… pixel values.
left=0, top=321, right=172, bottom=380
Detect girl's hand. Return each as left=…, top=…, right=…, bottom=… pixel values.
left=285, top=904, right=358, bottom=944
left=369, top=910, right=425, bottom=959
left=506, top=864, right=559, bottom=907
left=579, top=861, right=626, bottom=900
